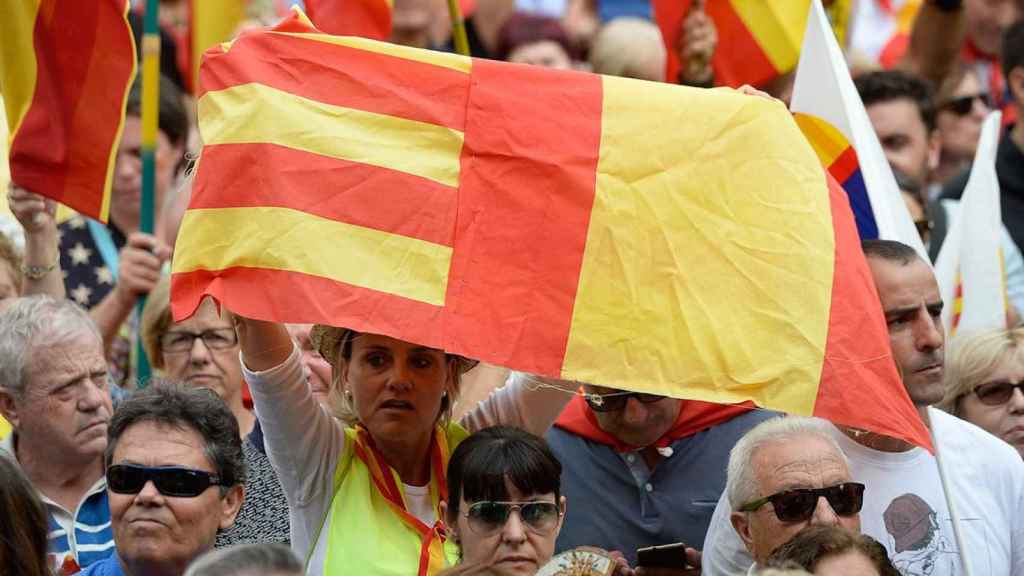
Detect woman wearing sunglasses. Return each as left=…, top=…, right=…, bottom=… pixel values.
left=940, top=327, right=1024, bottom=458
left=235, top=317, right=575, bottom=576
left=933, top=65, right=992, bottom=185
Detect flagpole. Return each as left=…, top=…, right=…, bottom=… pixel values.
left=136, top=0, right=161, bottom=387
left=446, top=0, right=470, bottom=56
left=929, top=408, right=974, bottom=576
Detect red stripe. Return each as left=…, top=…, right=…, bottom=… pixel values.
left=706, top=1, right=779, bottom=87
left=171, top=268, right=445, bottom=350
left=828, top=146, right=859, bottom=185
left=306, top=0, right=392, bottom=40
left=9, top=0, right=134, bottom=221
left=192, top=144, right=456, bottom=246
left=198, top=30, right=468, bottom=130
left=442, top=61, right=603, bottom=376
left=812, top=175, right=932, bottom=451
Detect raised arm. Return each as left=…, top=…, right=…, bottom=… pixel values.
left=460, top=372, right=577, bottom=437
left=899, top=0, right=966, bottom=89
left=8, top=185, right=64, bottom=298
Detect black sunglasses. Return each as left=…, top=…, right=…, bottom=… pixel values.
left=107, top=464, right=226, bottom=498
left=738, top=482, right=865, bottom=523
left=972, top=381, right=1024, bottom=406
left=586, top=391, right=665, bottom=412
left=940, top=93, right=992, bottom=116
left=464, top=501, right=562, bottom=535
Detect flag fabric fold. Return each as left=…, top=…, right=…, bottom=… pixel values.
left=934, top=111, right=1007, bottom=337
left=0, top=0, right=137, bottom=222
left=172, top=10, right=930, bottom=450
left=790, top=0, right=927, bottom=261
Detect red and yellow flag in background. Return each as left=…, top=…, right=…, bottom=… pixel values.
left=172, top=10, right=930, bottom=449
left=0, top=0, right=137, bottom=222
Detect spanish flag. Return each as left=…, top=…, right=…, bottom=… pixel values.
left=172, top=10, right=930, bottom=449
left=305, top=0, right=393, bottom=40
left=0, top=0, right=136, bottom=223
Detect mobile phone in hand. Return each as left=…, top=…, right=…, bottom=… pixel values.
left=636, top=543, right=693, bottom=569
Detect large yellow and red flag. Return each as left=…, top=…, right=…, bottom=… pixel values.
left=0, top=0, right=136, bottom=222
left=172, top=11, right=930, bottom=449
left=305, top=0, right=394, bottom=40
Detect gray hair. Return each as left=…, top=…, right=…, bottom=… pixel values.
left=0, top=296, right=102, bottom=398
left=726, top=416, right=847, bottom=509
left=105, top=382, right=246, bottom=492
left=185, top=543, right=302, bottom=576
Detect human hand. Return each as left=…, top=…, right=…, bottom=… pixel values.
left=112, top=232, right=171, bottom=306
left=635, top=547, right=701, bottom=576
left=677, top=0, right=717, bottom=85
left=8, top=184, right=57, bottom=234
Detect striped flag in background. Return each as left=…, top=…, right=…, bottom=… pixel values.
left=172, top=10, right=930, bottom=449
left=0, top=0, right=136, bottom=222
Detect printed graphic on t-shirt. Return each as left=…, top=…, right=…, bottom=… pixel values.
left=882, top=493, right=958, bottom=575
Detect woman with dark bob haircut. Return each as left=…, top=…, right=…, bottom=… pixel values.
left=0, top=456, right=50, bottom=576
left=764, top=525, right=899, bottom=576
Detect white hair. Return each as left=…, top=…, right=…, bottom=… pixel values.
left=185, top=543, right=302, bottom=576
left=0, top=296, right=101, bottom=398
left=725, top=416, right=848, bottom=509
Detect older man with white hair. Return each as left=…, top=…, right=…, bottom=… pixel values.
left=0, top=296, right=116, bottom=571
left=721, top=416, right=863, bottom=574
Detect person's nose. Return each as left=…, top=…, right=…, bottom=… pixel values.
left=971, top=95, right=991, bottom=119
left=1008, top=386, right=1024, bottom=414
left=622, top=396, right=649, bottom=425
left=386, top=360, right=413, bottom=392
left=78, top=377, right=108, bottom=412
left=501, top=509, right=528, bottom=544
left=189, top=335, right=213, bottom=365
left=135, top=480, right=164, bottom=506
left=913, top=310, right=943, bottom=352
left=809, top=496, right=841, bottom=527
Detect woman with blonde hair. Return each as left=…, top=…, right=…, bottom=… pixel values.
left=940, top=327, right=1024, bottom=457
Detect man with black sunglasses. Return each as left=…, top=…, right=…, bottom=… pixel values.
left=546, top=383, right=773, bottom=571
left=78, top=383, right=245, bottom=576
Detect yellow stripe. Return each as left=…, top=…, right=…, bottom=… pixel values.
left=173, top=207, right=452, bottom=306
left=0, top=0, right=42, bottom=148
left=100, top=3, right=137, bottom=223
left=562, top=78, right=833, bottom=415
left=199, top=83, right=464, bottom=188
left=193, top=0, right=247, bottom=90
left=793, top=113, right=849, bottom=168
left=271, top=31, right=472, bottom=75
left=731, top=0, right=810, bottom=73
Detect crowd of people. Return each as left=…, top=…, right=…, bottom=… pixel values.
left=1, top=0, right=1024, bottom=575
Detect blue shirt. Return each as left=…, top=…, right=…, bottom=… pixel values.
left=547, top=409, right=775, bottom=564
left=77, top=554, right=125, bottom=576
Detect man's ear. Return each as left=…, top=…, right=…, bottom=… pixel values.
left=1009, top=68, right=1024, bottom=108
left=219, top=484, right=245, bottom=530
left=731, top=511, right=755, bottom=554
left=0, top=389, right=21, bottom=430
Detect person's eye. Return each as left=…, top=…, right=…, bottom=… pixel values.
left=206, top=332, right=231, bottom=345
left=365, top=353, right=388, bottom=368
left=411, top=355, right=435, bottom=370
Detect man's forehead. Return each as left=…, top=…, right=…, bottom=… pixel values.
left=868, top=258, right=941, bottom=307
left=754, top=437, right=849, bottom=491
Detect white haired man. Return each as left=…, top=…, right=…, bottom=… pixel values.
left=0, top=296, right=116, bottom=572
left=722, top=416, right=863, bottom=574
left=702, top=240, right=1024, bottom=576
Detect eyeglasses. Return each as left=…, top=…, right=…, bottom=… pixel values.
left=939, top=93, right=992, bottom=116
left=464, top=501, right=562, bottom=535
left=972, top=381, right=1024, bottom=406
left=585, top=391, right=665, bottom=413
left=159, top=328, right=238, bottom=353
left=107, top=464, right=226, bottom=497
left=738, top=482, right=865, bottom=523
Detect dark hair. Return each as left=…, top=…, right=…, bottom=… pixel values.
left=0, top=457, right=50, bottom=576
left=125, top=74, right=189, bottom=148
left=1004, top=20, right=1024, bottom=81
left=185, top=543, right=302, bottom=576
left=862, top=239, right=921, bottom=265
left=765, top=525, right=900, bottom=576
left=496, top=13, right=575, bottom=62
left=446, top=426, right=562, bottom=518
left=105, top=382, right=246, bottom=490
left=854, top=69, right=937, bottom=132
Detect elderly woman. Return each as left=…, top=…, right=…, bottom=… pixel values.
left=940, top=327, right=1024, bottom=458
left=235, top=316, right=576, bottom=575
left=141, top=278, right=290, bottom=546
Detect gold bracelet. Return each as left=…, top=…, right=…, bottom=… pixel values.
left=21, top=257, right=59, bottom=280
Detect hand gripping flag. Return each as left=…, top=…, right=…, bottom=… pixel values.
left=934, top=112, right=1008, bottom=337
left=0, top=0, right=136, bottom=222
left=172, top=10, right=931, bottom=449
left=790, top=0, right=927, bottom=261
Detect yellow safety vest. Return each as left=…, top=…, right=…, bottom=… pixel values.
left=0, top=416, right=10, bottom=440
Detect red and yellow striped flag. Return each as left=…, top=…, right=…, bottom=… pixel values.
left=172, top=10, right=930, bottom=449
left=305, top=0, right=393, bottom=40
left=0, top=0, right=136, bottom=222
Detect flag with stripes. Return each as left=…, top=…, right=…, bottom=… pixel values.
left=172, top=10, right=930, bottom=449
left=0, top=0, right=136, bottom=222
left=791, top=0, right=927, bottom=259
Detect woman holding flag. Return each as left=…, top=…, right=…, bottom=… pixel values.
left=233, top=317, right=577, bottom=575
